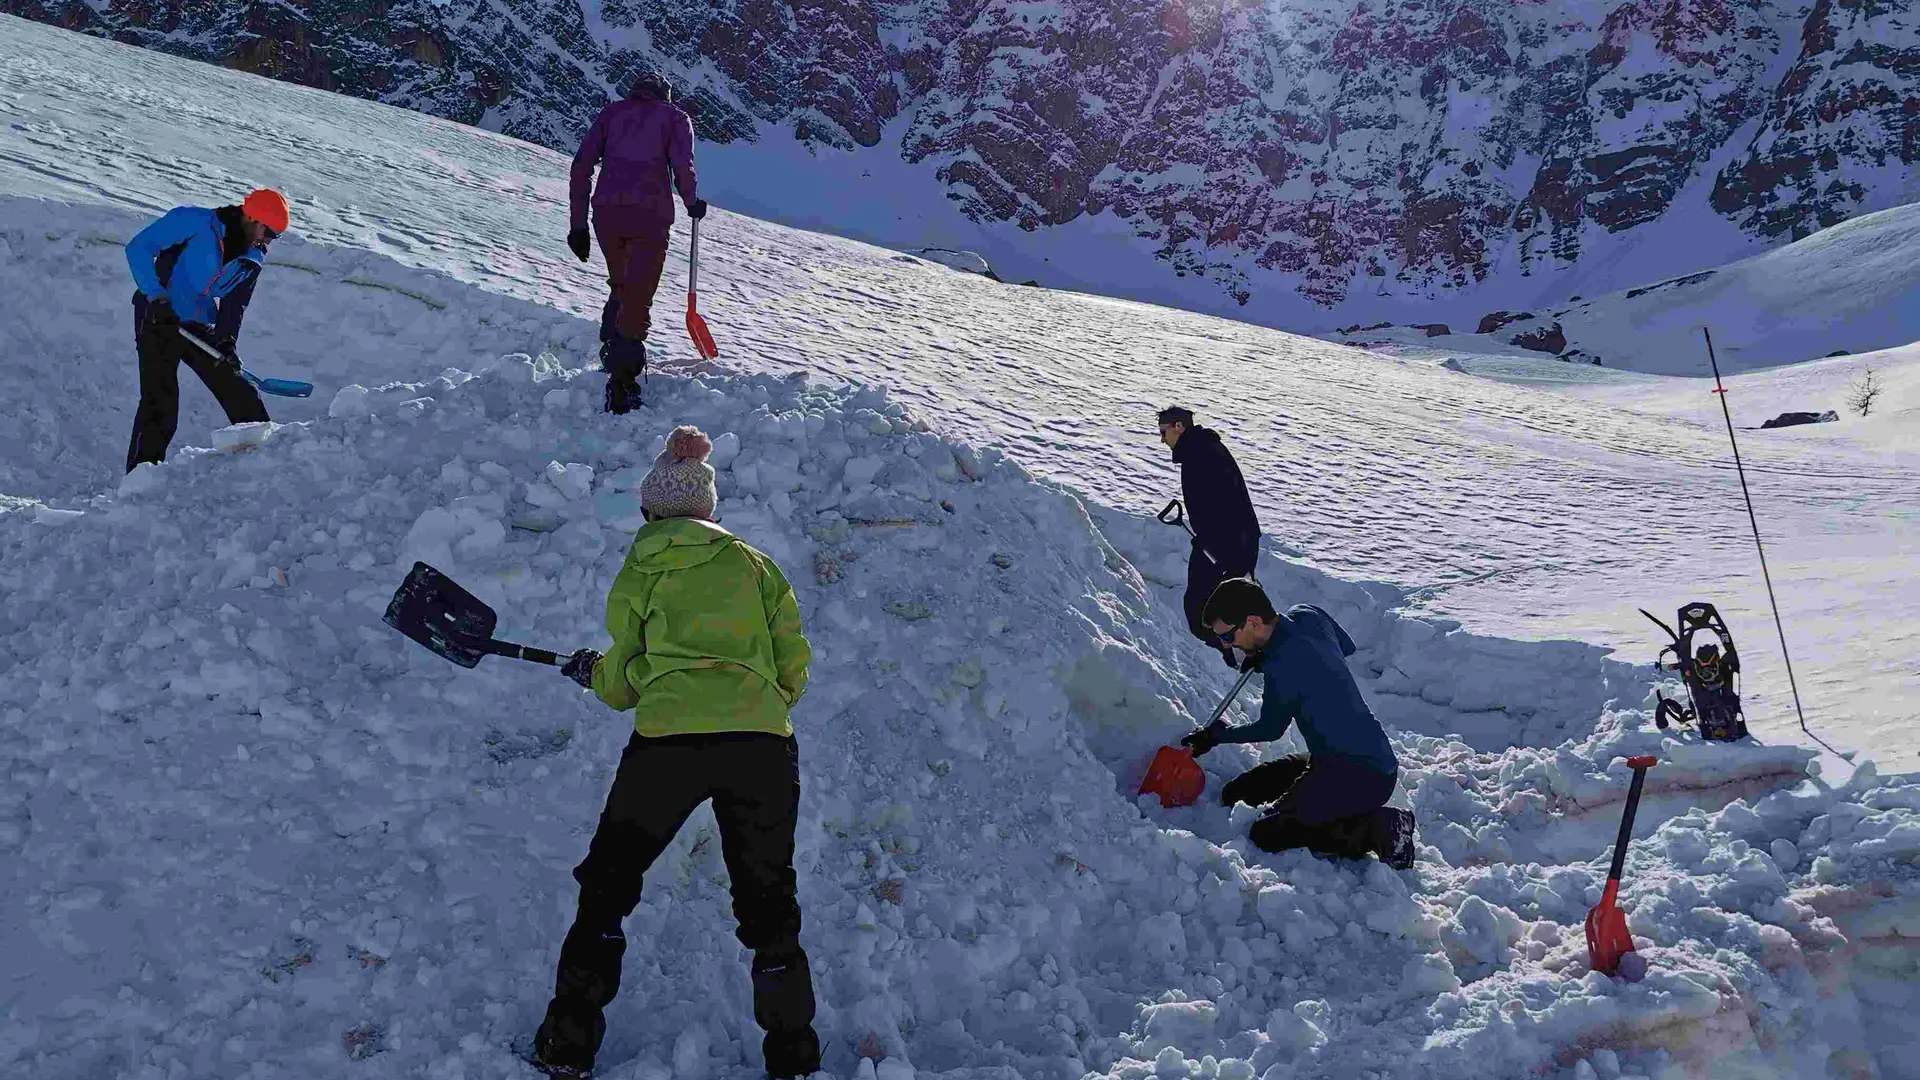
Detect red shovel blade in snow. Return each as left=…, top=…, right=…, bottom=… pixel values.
left=1586, top=755, right=1657, bottom=975
left=686, top=218, right=719, bottom=361
left=1139, top=746, right=1206, bottom=808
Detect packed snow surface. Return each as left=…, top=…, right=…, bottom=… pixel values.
left=3, top=20, right=1920, bottom=1080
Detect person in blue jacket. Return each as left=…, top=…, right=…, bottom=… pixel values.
left=123, top=189, right=290, bottom=472
left=1182, top=577, right=1415, bottom=868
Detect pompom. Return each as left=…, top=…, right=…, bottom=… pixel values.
left=666, top=425, right=713, bottom=463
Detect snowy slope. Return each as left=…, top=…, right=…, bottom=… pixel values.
left=1328, top=200, right=1920, bottom=375
left=5, top=348, right=1919, bottom=1080
left=1, top=15, right=1915, bottom=767
left=3, top=19, right=1920, bottom=1080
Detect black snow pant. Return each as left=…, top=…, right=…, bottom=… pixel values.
left=1183, top=538, right=1257, bottom=657
left=1226, top=754, right=1397, bottom=857
left=536, top=731, right=820, bottom=1078
left=126, top=297, right=268, bottom=472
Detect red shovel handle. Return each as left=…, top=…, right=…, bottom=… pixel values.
left=1626, top=755, right=1657, bottom=769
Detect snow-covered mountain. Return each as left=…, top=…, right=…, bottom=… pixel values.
left=9, top=0, right=1919, bottom=331
left=1326, top=197, right=1920, bottom=374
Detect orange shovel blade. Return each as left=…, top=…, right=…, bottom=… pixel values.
left=1585, top=882, right=1635, bottom=975
left=1138, top=746, right=1206, bottom=808
left=686, top=295, right=718, bottom=361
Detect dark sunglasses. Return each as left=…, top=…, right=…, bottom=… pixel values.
left=1215, top=620, right=1244, bottom=647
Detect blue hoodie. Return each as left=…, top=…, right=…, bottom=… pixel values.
left=1217, top=604, right=1398, bottom=776
left=125, top=205, right=266, bottom=340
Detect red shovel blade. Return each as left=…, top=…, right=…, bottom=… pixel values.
left=1138, top=746, right=1206, bottom=808
left=1585, top=879, right=1634, bottom=975
left=686, top=294, right=718, bottom=361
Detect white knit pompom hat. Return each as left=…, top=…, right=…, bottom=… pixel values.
left=639, top=425, right=718, bottom=520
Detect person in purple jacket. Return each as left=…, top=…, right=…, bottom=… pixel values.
left=568, top=70, right=708, bottom=414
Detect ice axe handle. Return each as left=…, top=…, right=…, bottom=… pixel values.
left=483, top=639, right=561, bottom=666
left=1608, top=757, right=1658, bottom=882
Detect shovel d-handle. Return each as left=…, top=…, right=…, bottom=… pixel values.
left=1607, top=757, right=1658, bottom=882
left=1157, top=499, right=1190, bottom=532
left=483, top=639, right=561, bottom=666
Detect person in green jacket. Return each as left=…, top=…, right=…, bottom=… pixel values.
left=533, top=425, right=819, bottom=1080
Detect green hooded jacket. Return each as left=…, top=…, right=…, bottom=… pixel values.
left=591, top=518, right=810, bottom=737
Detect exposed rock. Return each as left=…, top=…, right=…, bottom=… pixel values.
left=1413, top=323, right=1451, bottom=337
left=1476, top=311, right=1535, bottom=335
left=1760, top=410, right=1840, bottom=429
left=1511, top=323, right=1568, bottom=354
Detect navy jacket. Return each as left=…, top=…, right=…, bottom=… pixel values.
left=1173, top=425, right=1259, bottom=569
left=1218, top=605, right=1398, bottom=776
left=126, top=205, right=266, bottom=342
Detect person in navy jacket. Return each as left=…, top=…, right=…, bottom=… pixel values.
left=1183, top=577, right=1415, bottom=868
left=123, top=188, right=289, bottom=472
left=1158, top=406, right=1261, bottom=666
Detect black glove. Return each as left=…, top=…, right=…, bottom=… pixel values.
left=567, top=228, right=591, bottom=262
left=1181, top=720, right=1227, bottom=757
left=562, top=648, right=602, bottom=689
left=1238, top=649, right=1265, bottom=674
left=688, top=198, right=708, bottom=220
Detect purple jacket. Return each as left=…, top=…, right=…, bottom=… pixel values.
left=570, top=86, right=697, bottom=235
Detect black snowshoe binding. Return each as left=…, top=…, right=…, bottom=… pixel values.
left=1640, top=602, right=1748, bottom=741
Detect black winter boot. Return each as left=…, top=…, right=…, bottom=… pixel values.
left=752, top=946, right=820, bottom=1079
left=602, top=334, right=646, bottom=414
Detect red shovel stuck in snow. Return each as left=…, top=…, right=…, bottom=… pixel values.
left=1139, top=668, right=1258, bottom=809
left=686, top=217, right=719, bottom=362
left=1587, top=755, right=1658, bottom=976
left=1139, top=747, right=1206, bottom=809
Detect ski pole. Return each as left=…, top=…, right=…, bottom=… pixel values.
left=1702, top=328, right=1809, bottom=736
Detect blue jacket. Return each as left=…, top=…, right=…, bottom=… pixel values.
left=126, top=206, right=266, bottom=341
left=1218, top=605, right=1398, bottom=776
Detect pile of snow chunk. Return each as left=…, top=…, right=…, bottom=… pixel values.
left=2, top=361, right=1915, bottom=1080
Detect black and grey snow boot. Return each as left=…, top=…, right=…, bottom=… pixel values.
left=1372, top=807, right=1417, bottom=870
left=601, top=334, right=646, bottom=414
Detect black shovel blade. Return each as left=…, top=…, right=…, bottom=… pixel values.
left=383, top=562, right=497, bottom=668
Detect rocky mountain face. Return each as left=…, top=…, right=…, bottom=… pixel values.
left=13, top=0, right=1918, bottom=320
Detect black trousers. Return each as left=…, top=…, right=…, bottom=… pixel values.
left=537, top=731, right=820, bottom=1077
left=1224, top=754, right=1398, bottom=856
left=1182, top=539, right=1257, bottom=645
left=126, top=298, right=268, bottom=472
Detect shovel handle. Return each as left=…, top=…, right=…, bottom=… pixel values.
left=1607, top=757, right=1658, bottom=882
left=1204, top=668, right=1258, bottom=727
left=483, top=639, right=561, bottom=666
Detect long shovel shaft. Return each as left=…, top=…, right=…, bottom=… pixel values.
left=1607, top=759, right=1654, bottom=882
left=1206, top=668, right=1257, bottom=728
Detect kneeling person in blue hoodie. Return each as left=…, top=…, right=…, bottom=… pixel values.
left=1182, top=578, right=1415, bottom=868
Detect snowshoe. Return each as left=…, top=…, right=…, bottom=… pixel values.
left=1640, top=603, right=1747, bottom=741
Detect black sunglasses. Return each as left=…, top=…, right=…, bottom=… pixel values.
left=1215, top=619, right=1244, bottom=647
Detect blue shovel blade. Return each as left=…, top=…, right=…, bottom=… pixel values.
left=242, top=369, right=314, bottom=398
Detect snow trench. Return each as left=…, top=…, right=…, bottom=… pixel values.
left=3, top=346, right=1917, bottom=1080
